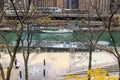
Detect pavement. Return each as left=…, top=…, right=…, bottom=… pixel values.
left=0, top=51, right=117, bottom=80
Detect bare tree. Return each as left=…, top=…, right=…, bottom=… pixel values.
left=73, top=3, right=107, bottom=79
left=21, top=25, right=33, bottom=80
left=89, top=0, right=120, bottom=79
left=0, top=0, right=36, bottom=80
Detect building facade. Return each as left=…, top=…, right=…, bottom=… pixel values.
left=0, top=0, right=4, bottom=10
left=78, top=0, right=110, bottom=14
left=35, top=0, right=57, bottom=7
left=4, top=0, right=30, bottom=10
left=2, top=0, right=119, bottom=14
left=64, top=0, right=79, bottom=9
left=34, top=0, right=110, bottom=14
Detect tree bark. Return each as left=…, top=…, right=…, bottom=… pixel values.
left=118, top=57, right=120, bottom=80
left=25, top=60, right=28, bottom=80
left=0, top=63, right=5, bottom=80
left=88, top=48, right=92, bottom=80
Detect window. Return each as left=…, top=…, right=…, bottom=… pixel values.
left=64, top=0, right=79, bottom=9
left=72, top=0, right=79, bottom=9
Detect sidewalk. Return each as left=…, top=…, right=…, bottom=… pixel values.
left=11, top=56, right=57, bottom=80
left=0, top=51, right=117, bottom=80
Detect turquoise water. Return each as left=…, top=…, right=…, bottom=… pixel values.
left=0, top=31, right=120, bottom=46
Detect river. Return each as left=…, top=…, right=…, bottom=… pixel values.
left=0, top=31, right=120, bottom=47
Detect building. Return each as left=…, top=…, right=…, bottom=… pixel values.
left=64, top=0, right=79, bottom=9
left=4, top=0, right=30, bottom=10
left=34, top=0, right=79, bottom=9
left=2, top=0, right=120, bottom=14
left=35, top=0, right=57, bottom=7
left=34, top=0, right=110, bottom=14
left=0, top=0, right=4, bottom=10
left=79, top=0, right=110, bottom=14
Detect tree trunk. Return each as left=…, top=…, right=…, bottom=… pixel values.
left=6, top=56, right=16, bottom=80
left=88, top=50, right=92, bottom=69
left=88, top=49, right=92, bottom=80
left=25, top=60, right=28, bottom=80
left=6, top=67, right=12, bottom=80
left=0, top=63, right=5, bottom=80
left=6, top=30, right=22, bottom=80
left=118, top=58, right=120, bottom=80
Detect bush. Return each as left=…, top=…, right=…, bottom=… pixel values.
left=64, top=67, right=118, bottom=80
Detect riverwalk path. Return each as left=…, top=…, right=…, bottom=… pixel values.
left=0, top=51, right=118, bottom=80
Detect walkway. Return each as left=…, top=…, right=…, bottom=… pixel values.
left=0, top=51, right=118, bottom=80
left=15, top=63, right=56, bottom=80
left=10, top=53, right=57, bottom=80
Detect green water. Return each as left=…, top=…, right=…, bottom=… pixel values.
left=0, top=31, right=120, bottom=46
